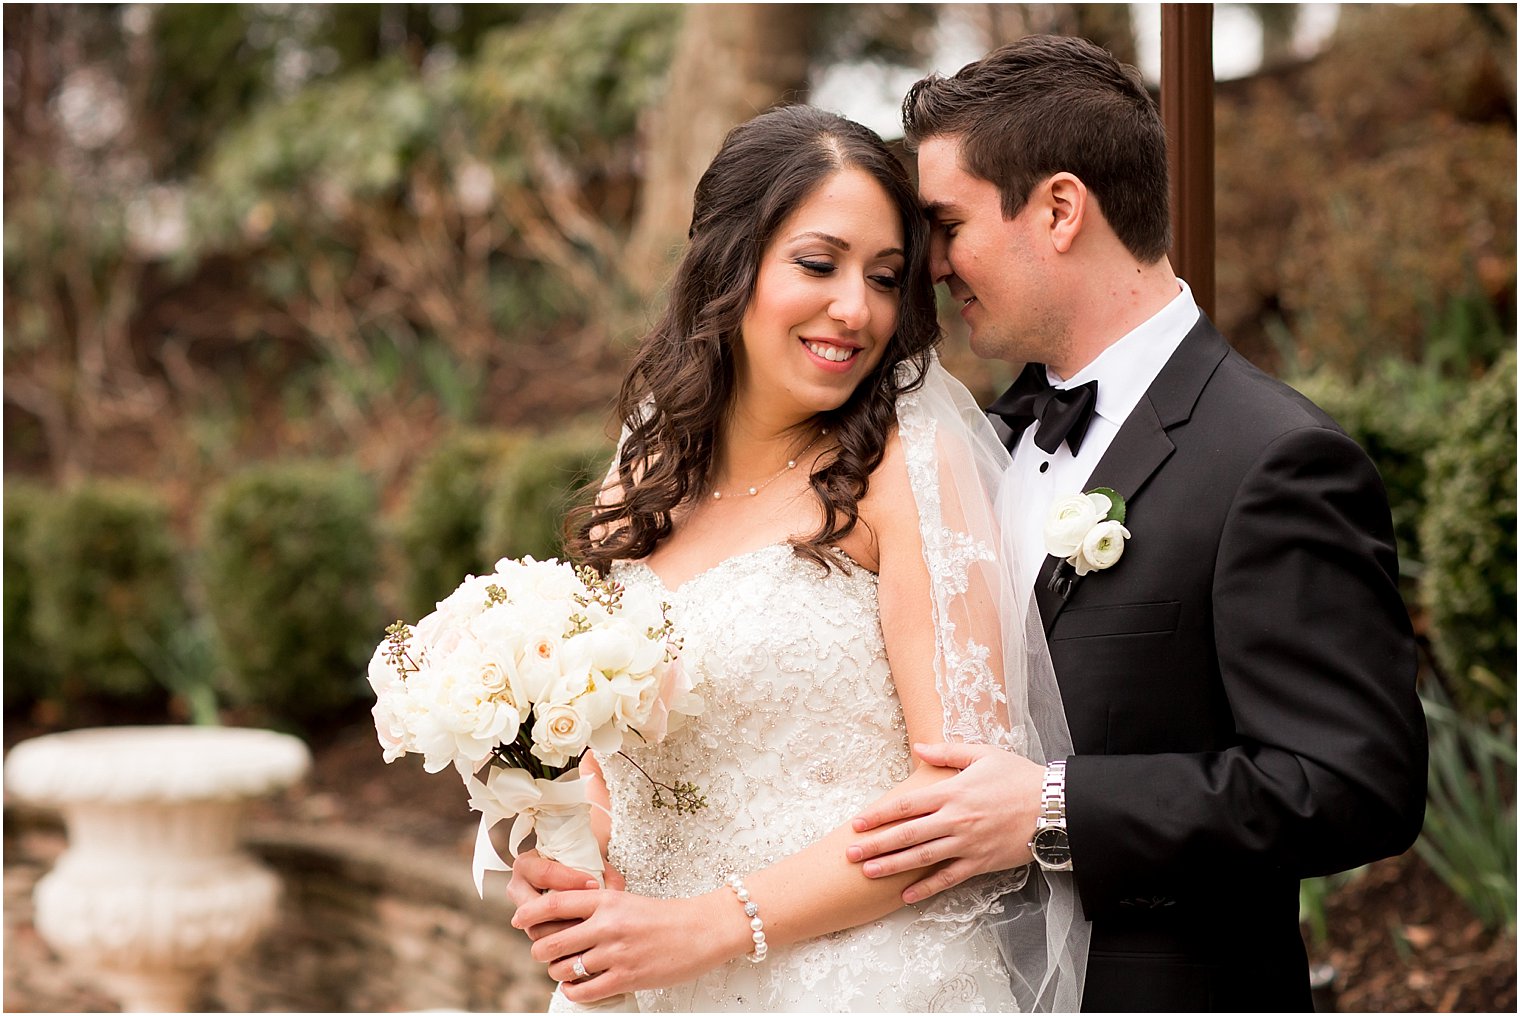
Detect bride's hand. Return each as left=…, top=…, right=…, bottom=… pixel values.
left=507, top=850, right=627, bottom=942
left=514, top=889, right=747, bottom=1002
left=847, top=742, right=1044, bottom=901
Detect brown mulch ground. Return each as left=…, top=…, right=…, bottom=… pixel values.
left=7, top=708, right=1516, bottom=1012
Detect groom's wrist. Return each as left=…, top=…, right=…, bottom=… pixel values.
left=1029, top=759, right=1073, bottom=872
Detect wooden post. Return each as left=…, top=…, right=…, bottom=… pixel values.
left=1160, top=4, right=1216, bottom=320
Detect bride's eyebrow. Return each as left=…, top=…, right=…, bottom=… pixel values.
left=787, top=231, right=904, bottom=259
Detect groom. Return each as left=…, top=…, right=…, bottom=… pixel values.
left=847, top=35, right=1428, bottom=1011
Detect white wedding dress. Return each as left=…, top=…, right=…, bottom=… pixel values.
left=571, top=360, right=1087, bottom=1013
left=599, top=544, right=1018, bottom=1012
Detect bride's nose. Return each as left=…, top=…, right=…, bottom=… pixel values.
left=827, top=277, right=871, bottom=332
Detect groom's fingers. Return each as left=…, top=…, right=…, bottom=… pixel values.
left=847, top=813, right=949, bottom=866
left=852, top=785, right=942, bottom=833
left=912, top=740, right=988, bottom=770
left=902, top=859, right=975, bottom=904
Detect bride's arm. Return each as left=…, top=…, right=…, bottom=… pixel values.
left=511, top=431, right=975, bottom=1001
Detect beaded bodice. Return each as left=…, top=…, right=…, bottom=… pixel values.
left=595, top=542, right=1017, bottom=1012
left=600, top=543, right=908, bottom=899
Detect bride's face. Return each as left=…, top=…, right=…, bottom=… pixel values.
left=734, top=167, right=905, bottom=421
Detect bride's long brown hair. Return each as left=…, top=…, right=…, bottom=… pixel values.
left=567, top=105, right=941, bottom=573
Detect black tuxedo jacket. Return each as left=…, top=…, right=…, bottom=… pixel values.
left=1001, top=317, right=1427, bottom=1012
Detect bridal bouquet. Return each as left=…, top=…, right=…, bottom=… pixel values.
left=367, top=556, right=704, bottom=898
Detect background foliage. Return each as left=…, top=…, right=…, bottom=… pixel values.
left=3, top=5, right=1515, bottom=1000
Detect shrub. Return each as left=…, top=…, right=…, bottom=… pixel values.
left=1418, top=351, right=1517, bottom=717
left=3, top=479, right=59, bottom=707
left=201, top=461, right=380, bottom=725
left=26, top=480, right=187, bottom=704
left=397, top=428, right=525, bottom=618
left=480, top=426, right=612, bottom=563
left=1289, top=361, right=1464, bottom=576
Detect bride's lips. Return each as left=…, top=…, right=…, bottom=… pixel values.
left=800, top=337, right=862, bottom=374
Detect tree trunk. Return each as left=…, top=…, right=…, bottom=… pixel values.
left=626, top=4, right=816, bottom=296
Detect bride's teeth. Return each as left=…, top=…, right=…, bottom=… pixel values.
left=806, top=341, right=856, bottom=363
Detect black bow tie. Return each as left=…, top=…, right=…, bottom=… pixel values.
left=988, top=364, right=1099, bottom=455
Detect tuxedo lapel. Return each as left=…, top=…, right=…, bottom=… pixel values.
left=1033, top=314, right=1231, bottom=635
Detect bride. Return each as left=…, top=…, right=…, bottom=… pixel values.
left=507, top=105, right=1087, bottom=1012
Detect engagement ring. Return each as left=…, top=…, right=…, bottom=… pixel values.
left=572, top=955, right=589, bottom=980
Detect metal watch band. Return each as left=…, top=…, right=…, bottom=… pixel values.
left=1038, top=759, right=1067, bottom=828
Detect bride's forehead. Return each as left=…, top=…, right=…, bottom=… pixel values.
left=775, top=170, right=903, bottom=246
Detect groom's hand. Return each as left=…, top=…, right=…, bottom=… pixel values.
left=506, top=850, right=626, bottom=941
left=847, top=742, right=1044, bottom=903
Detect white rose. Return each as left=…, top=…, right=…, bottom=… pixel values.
left=531, top=700, right=592, bottom=768
left=366, top=641, right=401, bottom=695
left=371, top=693, right=412, bottom=762
left=1072, top=519, right=1131, bottom=576
left=429, top=573, right=500, bottom=629
left=1044, top=492, right=1110, bottom=558
left=516, top=632, right=567, bottom=704
left=409, top=645, right=523, bottom=773
left=608, top=671, right=660, bottom=729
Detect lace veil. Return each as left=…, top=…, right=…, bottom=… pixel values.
left=895, top=355, right=1090, bottom=1013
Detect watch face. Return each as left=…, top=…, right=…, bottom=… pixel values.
left=1032, top=826, right=1072, bottom=866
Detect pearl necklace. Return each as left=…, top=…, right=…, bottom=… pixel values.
left=710, top=427, right=829, bottom=500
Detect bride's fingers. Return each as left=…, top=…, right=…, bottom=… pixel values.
left=561, top=968, right=622, bottom=1004
left=522, top=917, right=580, bottom=943
left=548, top=948, right=610, bottom=986
left=531, top=919, right=600, bottom=965
left=511, top=888, right=601, bottom=931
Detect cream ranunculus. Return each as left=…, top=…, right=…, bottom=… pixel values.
left=1044, top=491, right=1111, bottom=558
left=1072, top=519, right=1131, bottom=576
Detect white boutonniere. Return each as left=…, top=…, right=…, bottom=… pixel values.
left=1044, top=487, right=1131, bottom=578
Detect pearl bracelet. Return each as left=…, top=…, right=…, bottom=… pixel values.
left=725, top=874, right=768, bottom=963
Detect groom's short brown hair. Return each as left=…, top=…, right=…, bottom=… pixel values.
left=903, top=34, right=1171, bottom=263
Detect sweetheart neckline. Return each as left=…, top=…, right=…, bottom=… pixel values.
left=619, top=541, right=875, bottom=597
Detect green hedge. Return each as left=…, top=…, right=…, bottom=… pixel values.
left=397, top=428, right=524, bottom=618
left=25, top=480, right=187, bottom=703
left=201, top=461, right=380, bottom=724
left=480, top=426, right=612, bottom=563
left=1418, top=351, right=1517, bottom=717
left=3, top=479, right=59, bottom=707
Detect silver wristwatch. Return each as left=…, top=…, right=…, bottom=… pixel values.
left=1028, top=759, right=1073, bottom=871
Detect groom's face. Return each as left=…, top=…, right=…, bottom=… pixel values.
left=916, top=136, right=1057, bottom=365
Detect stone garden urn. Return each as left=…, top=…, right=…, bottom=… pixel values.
left=4, top=725, right=311, bottom=1012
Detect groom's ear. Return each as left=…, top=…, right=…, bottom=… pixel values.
left=1043, top=173, right=1087, bottom=254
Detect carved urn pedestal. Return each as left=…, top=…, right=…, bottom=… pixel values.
left=4, top=725, right=311, bottom=1012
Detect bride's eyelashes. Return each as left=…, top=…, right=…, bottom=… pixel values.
left=792, top=258, right=902, bottom=292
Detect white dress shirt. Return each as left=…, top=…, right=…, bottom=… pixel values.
left=1000, top=280, right=1201, bottom=585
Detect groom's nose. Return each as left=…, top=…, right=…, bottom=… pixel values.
left=929, top=230, right=953, bottom=285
